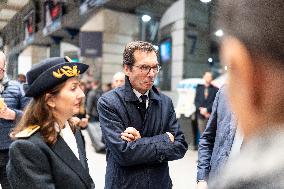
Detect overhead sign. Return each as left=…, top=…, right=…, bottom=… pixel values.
left=80, top=32, right=103, bottom=58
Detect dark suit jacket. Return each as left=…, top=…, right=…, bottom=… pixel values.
left=197, top=86, right=237, bottom=181
left=194, top=84, right=218, bottom=119
left=7, top=129, right=95, bottom=189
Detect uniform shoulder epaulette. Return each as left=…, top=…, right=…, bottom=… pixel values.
left=14, top=125, right=40, bottom=138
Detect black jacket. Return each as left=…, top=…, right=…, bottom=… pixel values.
left=86, top=88, right=103, bottom=122
left=0, top=80, right=30, bottom=150
left=7, top=129, right=95, bottom=189
left=194, top=84, right=218, bottom=119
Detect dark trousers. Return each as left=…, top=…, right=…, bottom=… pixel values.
left=0, top=150, right=11, bottom=189
left=197, top=117, right=208, bottom=137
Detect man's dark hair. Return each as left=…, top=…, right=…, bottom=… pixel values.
left=216, top=0, right=284, bottom=64
left=17, top=74, right=26, bottom=83
left=123, top=41, right=158, bottom=67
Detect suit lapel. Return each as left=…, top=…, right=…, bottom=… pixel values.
left=74, top=129, right=87, bottom=170
left=51, top=136, right=93, bottom=188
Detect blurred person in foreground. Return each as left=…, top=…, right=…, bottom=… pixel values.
left=111, top=71, right=125, bottom=89
left=194, top=72, right=218, bottom=136
left=97, top=41, right=188, bottom=189
left=210, top=0, right=284, bottom=188
left=7, top=57, right=95, bottom=189
left=0, top=51, right=29, bottom=189
left=197, top=86, right=239, bottom=189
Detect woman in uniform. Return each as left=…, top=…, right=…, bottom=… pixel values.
left=7, top=57, right=95, bottom=189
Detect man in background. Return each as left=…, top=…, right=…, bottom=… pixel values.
left=86, top=80, right=103, bottom=122
left=194, top=72, right=218, bottom=136
left=17, top=74, right=26, bottom=84
left=0, top=51, right=29, bottom=189
left=111, top=71, right=125, bottom=89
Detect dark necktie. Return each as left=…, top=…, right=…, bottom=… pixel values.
left=139, top=95, right=147, bottom=119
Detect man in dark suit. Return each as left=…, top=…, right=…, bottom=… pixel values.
left=97, top=41, right=187, bottom=189
left=194, top=72, right=218, bottom=136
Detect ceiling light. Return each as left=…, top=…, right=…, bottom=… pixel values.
left=215, top=29, right=224, bottom=37
left=142, top=15, right=151, bottom=22
left=153, top=45, right=159, bottom=50
left=200, top=0, right=212, bottom=3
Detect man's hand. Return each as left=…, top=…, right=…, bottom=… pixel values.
left=204, top=113, right=211, bottom=119
left=0, top=106, right=16, bottom=120
left=199, top=107, right=211, bottom=118
left=166, top=132, right=175, bottom=142
left=79, top=118, right=89, bottom=128
left=121, top=127, right=141, bottom=142
left=197, top=181, right=208, bottom=189
left=199, top=107, right=208, bottom=116
left=70, top=117, right=89, bottom=129
left=70, top=116, right=81, bottom=126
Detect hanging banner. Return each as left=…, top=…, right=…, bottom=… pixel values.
left=23, top=10, right=35, bottom=45
left=43, top=0, right=63, bottom=36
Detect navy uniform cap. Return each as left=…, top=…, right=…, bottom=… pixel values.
left=25, top=56, right=88, bottom=97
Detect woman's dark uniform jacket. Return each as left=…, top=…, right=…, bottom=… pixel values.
left=97, top=77, right=188, bottom=189
left=6, top=128, right=95, bottom=189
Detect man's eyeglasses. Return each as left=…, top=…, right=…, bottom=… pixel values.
left=0, top=68, right=5, bottom=73
left=133, top=65, right=161, bottom=74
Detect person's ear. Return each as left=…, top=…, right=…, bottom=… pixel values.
left=221, top=37, right=262, bottom=110
left=123, top=64, right=131, bottom=76
left=45, top=93, right=56, bottom=108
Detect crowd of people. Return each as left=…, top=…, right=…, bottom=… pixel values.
left=0, top=0, right=283, bottom=188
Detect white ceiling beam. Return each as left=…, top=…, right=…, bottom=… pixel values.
left=0, top=18, right=9, bottom=22
left=0, top=3, right=23, bottom=11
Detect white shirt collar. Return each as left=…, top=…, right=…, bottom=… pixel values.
left=55, top=121, right=80, bottom=160
left=133, top=89, right=149, bottom=108
left=132, top=88, right=149, bottom=100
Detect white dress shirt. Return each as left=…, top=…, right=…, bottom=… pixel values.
left=55, top=121, right=80, bottom=160
left=133, top=88, right=149, bottom=108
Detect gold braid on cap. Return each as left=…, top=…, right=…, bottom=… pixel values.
left=52, top=56, right=80, bottom=79
left=52, top=65, right=80, bottom=78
